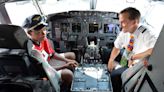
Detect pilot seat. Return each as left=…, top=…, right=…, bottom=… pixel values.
left=0, top=24, right=60, bottom=92
left=121, top=25, right=164, bottom=92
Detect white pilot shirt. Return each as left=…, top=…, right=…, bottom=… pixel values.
left=114, top=25, right=157, bottom=63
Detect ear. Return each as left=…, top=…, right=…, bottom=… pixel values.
left=134, top=19, right=139, bottom=24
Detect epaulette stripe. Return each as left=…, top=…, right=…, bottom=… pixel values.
left=142, top=28, right=146, bottom=33
left=138, top=26, right=147, bottom=33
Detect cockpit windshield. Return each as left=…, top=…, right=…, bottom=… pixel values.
left=4, top=0, right=149, bottom=25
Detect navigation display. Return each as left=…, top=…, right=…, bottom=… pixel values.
left=89, top=23, right=98, bottom=33
left=72, top=23, right=81, bottom=32
left=61, top=23, right=70, bottom=32
left=104, top=24, right=115, bottom=33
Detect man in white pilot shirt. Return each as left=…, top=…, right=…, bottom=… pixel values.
left=107, top=7, right=157, bottom=92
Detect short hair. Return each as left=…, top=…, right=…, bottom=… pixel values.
left=120, top=7, right=141, bottom=20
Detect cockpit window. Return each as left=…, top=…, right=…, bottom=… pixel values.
left=3, top=0, right=163, bottom=28
left=142, top=2, right=164, bottom=38
left=5, top=1, right=38, bottom=26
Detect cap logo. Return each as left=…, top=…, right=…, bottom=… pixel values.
left=33, top=16, right=41, bottom=21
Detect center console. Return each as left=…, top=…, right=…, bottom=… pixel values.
left=71, top=64, right=113, bottom=92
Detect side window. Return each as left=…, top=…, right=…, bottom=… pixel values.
left=5, top=1, right=38, bottom=26
left=143, top=3, right=164, bottom=38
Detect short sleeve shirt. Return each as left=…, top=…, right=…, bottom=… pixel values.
left=114, top=25, right=157, bottom=62
left=32, top=38, right=55, bottom=61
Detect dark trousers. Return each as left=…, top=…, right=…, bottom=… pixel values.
left=110, top=67, right=128, bottom=92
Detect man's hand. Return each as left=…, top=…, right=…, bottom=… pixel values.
left=107, top=47, right=120, bottom=72
left=143, top=59, right=148, bottom=67
left=108, top=60, right=114, bottom=72
left=66, top=59, right=78, bottom=67
left=128, top=55, right=137, bottom=67
left=65, top=62, right=77, bottom=68
left=128, top=59, right=133, bottom=68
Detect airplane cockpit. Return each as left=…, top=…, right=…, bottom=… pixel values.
left=46, top=11, right=120, bottom=92
left=47, top=11, right=120, bottom=64
left=0, top=0, right=164, bottom=92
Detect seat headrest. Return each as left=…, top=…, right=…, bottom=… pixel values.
left=0, top=24, right=29, bottom=49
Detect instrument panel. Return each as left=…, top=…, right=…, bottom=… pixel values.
left=48, top=11, right=120, bottom=50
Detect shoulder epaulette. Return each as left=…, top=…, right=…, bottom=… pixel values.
left=138, top=26, right=147, bottom=33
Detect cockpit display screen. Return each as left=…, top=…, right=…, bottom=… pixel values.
left=104, top=24, right=115, bottom=33
left=60, top=23, right=70, bottom=32
left=72, top=23, right=81, bottom=32
left=89, top=23, right=98, bottom=33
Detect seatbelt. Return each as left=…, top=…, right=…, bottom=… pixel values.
left=31, top=50, right=60, bottom=92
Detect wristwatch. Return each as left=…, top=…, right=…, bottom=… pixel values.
left=130, top=56, right=134, bottom=61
